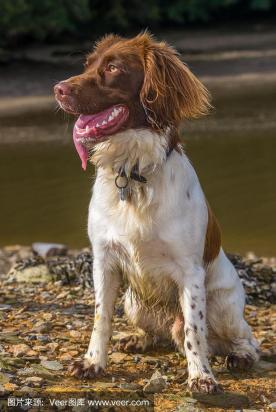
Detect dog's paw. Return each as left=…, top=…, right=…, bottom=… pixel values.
left=189, top=377, right=223, bottom=394
left=225, top=352, right=254, bottom=371
left=114, top=334, right=149, bottom=353
left=69, top=359, right=105, bottom=379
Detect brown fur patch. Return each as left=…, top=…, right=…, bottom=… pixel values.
left=203, top=202, right=221, bottom=266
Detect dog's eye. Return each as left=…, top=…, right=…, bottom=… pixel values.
left=106, top=64, right=118, bottom=73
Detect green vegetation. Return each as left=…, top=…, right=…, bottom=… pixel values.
left=0, top=0, right=275, bottom=46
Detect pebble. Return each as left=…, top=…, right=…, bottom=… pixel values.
left=143, top=371, right=167, bottom=393
left=47, top=342, right=59, bottom=352
left=94, top=382, right=117, bottom=390
left=259, top=394, right=269, bottom=403
left=228, top=253, right=276, bottom=304
left=269, top=403, right=276, bottom=410
left=0, top=304, right=12, bottom=311
left=142, top=356, right=159, bottom=365
left=0, top=372, right=10, bottom=384
left=243, top=410, right=262, bottom=412
left=69, top=330, right=82, bottom=339
left=36, top=334, right=51, bottom=343
left=33, top=345, right=48, bottom=352
left=190, top=392, right=249, bottom=409
left=133, top=356, right=141, bottom=364
left=109, top=352, right=129, bottom=364
left=3, top=382, right=18, bottom=391
left=9, top=264, right=53, bottom=283
left=176, top=397, right=199, bottom=412
left=0, top=384, right=8, bottom=395
left=11, top=343, right=31, bottom=357
left=25, top=376, right=43, bottom=387
left=41, top=291, right=51, bottom=299
left=18, top=364, right=56, bottom=379
left=32, top=242, right=67, bottom=258
left=40, top=360, right=63, bottom=371
left=19, top=386, right=36, bottom=394
left=254, top=360, right=276, bottom=371
left=59, top=353, right=72, bottom=361
left=119, top=382, right=142, bottom=391
left=33, top=321, right=52, bottom=333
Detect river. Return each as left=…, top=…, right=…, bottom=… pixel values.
left=0, top=82, right=275, bottom=256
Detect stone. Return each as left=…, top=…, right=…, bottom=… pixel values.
left=176, top=397, right=200, bottom=412
left=17, top=365, right=56, bottom=380
left=269, top=403, right=276, bottom=410
left=25, top=376, right=43, bottom=386
left=0, top=332, right=24, bottom=343
left=0, top=356, right=25, bottom=371
left=40, top=360, right=63, bottom=371
left=254, top=360, right=276, bottom=371
left=109, top=352, right=129, bottom=364
left=59, top=353, right=72, bottom=361
left=10, top=265, right=53, bottom=283
left=69, top=330, right=82, bottom=339
left=19, top=386, right=36, bottom=395
left=243, top=410, right=262, bottom=412
left=32, top=242, right=67, bottom=258
left=190, top=391, right=249, bottom=409
left=11, top=343, right=31, bottom=357
left=94, top=382, right=117, bottom=390
left=47, top=342, right=59, bottom=352
left=33, top=345, right=48, bottom=352
left=33, top=321, right=52, bottom=333
left=0, top=384, right=8, bottom=395
left=0, top=304, right=11, bottom=311
left=36, top=335, right=51, bottom=343
left=112, top=331, right=137, bottom=342
left=119, top=382, right=142, bottom=391
left=3, top=382, right=18, bottom=391
left=143, top=371, right=167, bottom=394
left=142, top=356, right=159, bottom=365
left=0, top=372, right=10, bottom=384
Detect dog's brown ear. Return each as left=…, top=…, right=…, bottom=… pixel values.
left=139, top=34, right=211, bottom=130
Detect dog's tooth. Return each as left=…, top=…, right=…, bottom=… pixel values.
left=96, top=123, right=100, bottom=127
left=108, top=115, right=113, bottom=122
left=76, top=126, right=86, bottom=135
left=86, top=126, right=89, bottom=132
left=102, top=120, right=107, bottom=125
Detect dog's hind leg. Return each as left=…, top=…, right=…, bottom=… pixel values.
left=115, top=288, right=172, bottom=353
left=206, top=250, right=260, bottom=370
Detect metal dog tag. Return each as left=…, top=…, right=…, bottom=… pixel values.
left=115, top=173, right=129, bottom=201
left=119, top=186, right=128, bottom=201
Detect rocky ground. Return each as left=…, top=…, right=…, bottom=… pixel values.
left=0, top=245, right=275, bottom=411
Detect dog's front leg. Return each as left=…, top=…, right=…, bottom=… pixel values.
left=179, top=265, right=222, bottom=394
left=70, top=248, right=121, bottom=379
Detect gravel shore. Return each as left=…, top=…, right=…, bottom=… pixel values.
left=0, top=245, right=275, bottom=411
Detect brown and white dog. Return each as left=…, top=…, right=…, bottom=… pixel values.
left=54, top=33, right=259, bottom=393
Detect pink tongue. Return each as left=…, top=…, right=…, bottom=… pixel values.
left=73, top=120, right=89, bottom=170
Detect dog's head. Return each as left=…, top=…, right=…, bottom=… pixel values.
left=54, top=32, right=210, bottom=169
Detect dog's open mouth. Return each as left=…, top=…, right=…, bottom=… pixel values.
left=73, top=104, right=129, bottom=170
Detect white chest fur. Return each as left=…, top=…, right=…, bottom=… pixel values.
left=87, top=129, right=208, bottom=305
